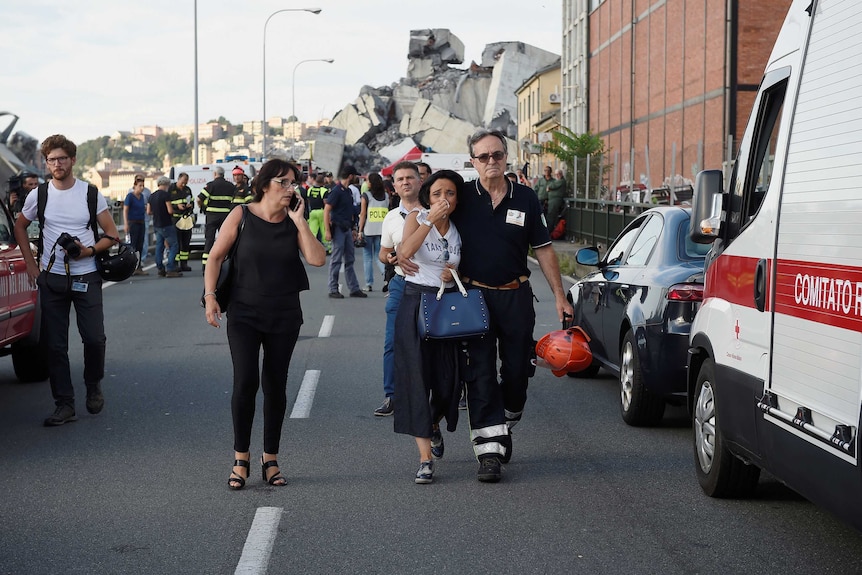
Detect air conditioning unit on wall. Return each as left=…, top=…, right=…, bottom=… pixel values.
left=548, top=93, right=561, bottom=104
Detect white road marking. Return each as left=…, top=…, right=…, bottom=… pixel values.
left=318, top=315, right=334, bottom=338
left=290, top=370, right=320, bottom=419
left=235, top=506, right=283, bottom=575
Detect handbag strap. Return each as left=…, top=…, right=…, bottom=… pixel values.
left=228, top=206, right=248, bottom=259
left=437, top=268, right=468, bottom=300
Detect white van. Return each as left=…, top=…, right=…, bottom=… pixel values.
left=687, top=0, right=862, bottom=530
left=169, top=161, right=261, bottom=249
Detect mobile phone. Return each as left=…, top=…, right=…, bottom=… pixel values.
left=289, top=194, right=300, bottom=211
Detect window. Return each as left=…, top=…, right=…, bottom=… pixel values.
left=725, top=68, right=789, bottom=239
left=605, top=216, right=647, bottom=266
left=626, top=215, right=663, bottom=266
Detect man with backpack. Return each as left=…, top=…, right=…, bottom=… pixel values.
left=13, top=134, right=121, bottom=427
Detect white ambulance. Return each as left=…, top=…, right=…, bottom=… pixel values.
left=687, top=0, right=862, bottom=530
left=169, top=159, right=261, bottom=250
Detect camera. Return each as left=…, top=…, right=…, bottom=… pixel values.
left=57, top=232, right=82, bottom=258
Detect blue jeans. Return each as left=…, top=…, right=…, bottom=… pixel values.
left=383, top=274, right=405, bottom=398
left=153, top=225, right=179, bottom=272
left=362, top=235, right=383, bottom=287
left=328, top=226, right=361, bottom=293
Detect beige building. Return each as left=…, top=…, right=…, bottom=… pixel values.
left=515, top=58, right=562, bottom=180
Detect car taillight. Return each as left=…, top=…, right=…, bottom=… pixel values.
left=667, top=283, right=704, bottom=301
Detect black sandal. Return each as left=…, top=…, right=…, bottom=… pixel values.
left=261, top=457, right=286, bottom=486
left=228, top=459, right=250, bottom=490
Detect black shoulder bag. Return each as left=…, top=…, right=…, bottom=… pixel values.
left=201, top=205, right=248, bottom=309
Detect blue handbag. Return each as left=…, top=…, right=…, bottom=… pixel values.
left=418, top=269, right=489, bottom=340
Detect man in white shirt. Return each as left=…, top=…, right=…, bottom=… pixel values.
left=14, top=134, right=121, bottom=427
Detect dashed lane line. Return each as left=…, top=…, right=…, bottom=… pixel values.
left=235, top=506, right=283, bottom=575
left=318, top=314, right=334, bottom=338
left=290, top=370, right=320, bottom=419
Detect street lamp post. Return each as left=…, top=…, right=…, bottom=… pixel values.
left=194, top=0, right=199, bottom=163
left=291, top=58, right=334, bottom=160
left=262, top=7, right=323, bottom=160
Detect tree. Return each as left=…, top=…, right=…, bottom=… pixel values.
left=545, top=127, right=611, bottom=199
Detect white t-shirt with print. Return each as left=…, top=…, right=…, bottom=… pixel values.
left=407, top=209, right=461, bottom=289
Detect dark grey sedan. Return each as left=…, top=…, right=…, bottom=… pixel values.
left=567, top=207, right=708, bottom=426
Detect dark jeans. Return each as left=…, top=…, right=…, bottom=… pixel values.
left=227, top=318, right=300, bottom=454
left=128, top=220, right=145, bottom=260
left=38, top=271, right=106, bottom=407
left=153, top=225, right=179, bottom=271
left=327, top=225, right=360, bottom=293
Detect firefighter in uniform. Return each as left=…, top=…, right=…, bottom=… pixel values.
left=403, top=129, right=572, bottom=483
left=306, top=172, right=330, bottom=253
left=231, top=165, right=254, bottom=205
left=197, top=165, right=235, bottom=271
left=169, top=172, right=194, bottom=271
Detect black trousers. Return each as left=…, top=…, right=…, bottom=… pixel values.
left=202, top=213, right=228, bottom=267
left=465, top=282, right=535, bottom=456
left=226, top=317, right=300, bottom=454
left=38, top=271, right=106, bottom=407
left=175, top=226, right=192, bottom=263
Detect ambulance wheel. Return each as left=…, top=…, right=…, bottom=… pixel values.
left=619, top=330, right=665, bottom=426
left=566, top=363, right=600, bottom=378
left=693, top=359, right=760, bottom=497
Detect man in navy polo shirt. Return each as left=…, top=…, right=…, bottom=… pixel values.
left=324, top=166, right=367, bottom=298
left=450, top=129, right=572, bottom=482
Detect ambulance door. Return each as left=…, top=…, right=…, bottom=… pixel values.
left=705, top=67, right=789, bottom=453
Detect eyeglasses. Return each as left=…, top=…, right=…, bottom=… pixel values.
left=439, top=237, right=449, bottom=262
left=46, top=156, right=70, bottom=165
left=272, top=178, right=298, bottom=190
left=471, top=151, right=506, bottom=164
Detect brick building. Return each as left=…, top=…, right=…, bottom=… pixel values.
left=584, top=0, right=792, bottom=192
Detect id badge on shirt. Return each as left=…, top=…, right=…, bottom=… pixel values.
left=506, top=209, right=526, bottom=227
left=71, top=280, right=89, bottom=293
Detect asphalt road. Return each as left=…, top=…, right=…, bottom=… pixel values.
left=1, top=255, right=861, bottom=574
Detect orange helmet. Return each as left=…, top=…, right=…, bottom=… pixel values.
left=535, top=326, right=593, bottom=377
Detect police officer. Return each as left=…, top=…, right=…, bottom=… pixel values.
left=197, top=165, right=235, bottom=272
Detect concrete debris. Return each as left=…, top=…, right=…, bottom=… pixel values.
left=328, top=29, right=559, bottom=173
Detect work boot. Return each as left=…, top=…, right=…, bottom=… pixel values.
left=477, top=455, right=502, bottom=483
left=44, top=404, right=77, bottom=427
left=86, top=382, right=104, bottom=414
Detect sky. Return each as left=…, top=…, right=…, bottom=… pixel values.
left=2, top=0, right=562, bottom=146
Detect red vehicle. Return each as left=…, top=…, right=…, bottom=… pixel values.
left=0, top=199, right=48, bottom=382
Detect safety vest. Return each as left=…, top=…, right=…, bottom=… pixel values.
left=169, top=184, right=194, bottom=218
left=306, top=186, right=328, bottom=211
left=232, top=184, right=253, bottom=204
left=198, top=178, right=235, bottom=214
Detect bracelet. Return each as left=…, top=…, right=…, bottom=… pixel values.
left=90, top=246, right=97, bottom=257
left=203, top=292, right=217, bottom=298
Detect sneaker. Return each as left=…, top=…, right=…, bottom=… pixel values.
left=477, top=456, right=502, bottom=483
left=500, top=430, right=512, bottom=464
left=165, top=270, right=184, bottom=278
left=44, top=404, right=77, bottom=427
left=86, top=383, right=104, bottom=415
left=329, top=292, right=344, bottom=299
left=373, top=397, right=394, bottom=417
left=349, top=290, right=368, bottom=298
left=415, top=460, right=434, bottom=484
left=365, top=284, right=373, bottom=292
left=431, top=429, right=444, bottom=459
left=157, top=268, right=166, bottom=277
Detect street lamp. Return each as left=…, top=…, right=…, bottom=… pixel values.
left=262, top=7, right=323, bottom=160
left=291, top=58, right=334, bottom=160
left=194, top=0, right=199, bottom=163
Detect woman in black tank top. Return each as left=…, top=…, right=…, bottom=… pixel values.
left=203, top=159, right=326, bottom=490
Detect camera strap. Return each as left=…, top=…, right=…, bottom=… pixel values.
left=44, top=237, right=72, bottom=292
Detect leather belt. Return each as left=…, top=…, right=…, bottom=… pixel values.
left=462, top=275, right=528, bottom=290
